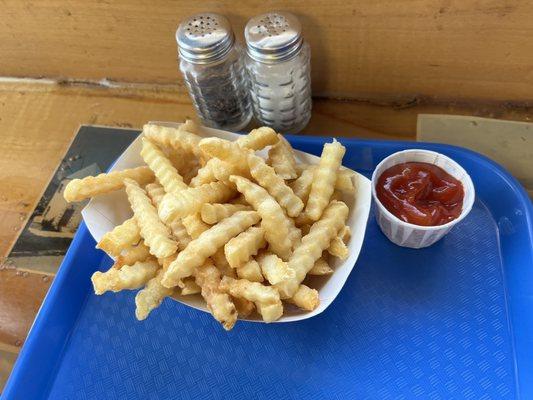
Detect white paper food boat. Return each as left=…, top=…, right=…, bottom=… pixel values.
left=82, top=123, right=372, bottom=323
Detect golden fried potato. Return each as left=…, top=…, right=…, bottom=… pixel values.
left=236, top=259, right=264, bottom=282
left=182, top=214, right=235, bottom=277
left=235, top=126, right=278, bottom=150
left=195, top=260, right=238, bottom=330
left=141, top=138, right=187, bottom=195
left=114, top=241, right=151, bottom=269
left=230, top=176, right=293, bottom=260
left=92, top=259, right=159, bottom=295
left=248, top=153, right=304, bottom=217
left=290, top=165, right=314, bottom=204
left=287, top=284, right=319, bottom=311
left=327, top=226, right=351, bottom=260
left=162, top=211, right=260, bottom=287
left=124, top=179, right=178, bottom=259
left=219, top=276, right=283, bottom=322
left=135, top=270, right=174, bottom=320
left=180, top=277, right=201, bottom=295
left=97, top=217, right=141, bottom=257
left=267, top=134, right=298, bottom=180
left=158, top=181, right=235, bottom=223
left=64, top=166, right=154, bottom=203
left=304, top=139, right=346, bottom=221
left=225, top=226, right=266, bottom=269
left=276, top=200, right=349, bottom=298
left=143, top=123, right=203, bottom=158
left=257, top=252, right=294, bottom=285
left=308, top=256, right=333, bottom=275
left=200, top=203, right=252, bottom=225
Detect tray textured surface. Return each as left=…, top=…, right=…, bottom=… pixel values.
left=47, top=200, right=514, bottom=400
left=4, top=135, right=532, bottom=400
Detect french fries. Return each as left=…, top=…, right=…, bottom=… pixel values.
left=162, top=211, right=261, bottom=288
left=201, top=203, right=252, bottom=225
left=97, top=217, right=141, bottom=257
left=158, top=181, right=235, bottom=223
left=92, top=259, right=159, bottom=295
left=64, top=166, right=154, bottom=203
left=195, top=260, right=238, bottom=330
left=308, top=256, right=334, bottom=275
left=224, top=226, right=266, bottom=269
left=247, top=153, right=304, bottom=217
left=124, top=179, right=178, bottom=259
left=220, top=276, right=283, bottom=323
left=135, top=270, right=174, bottom=320
left=141, top=138, right=187, bottom=195
left=276, top=200, right=349, bottom=298
left=236, top=259, right=264, bottom=282
left=71, top=121, right=357, bottom=329
left=267, top=134, right=298, bottom=180
left=230, top=176, right=293, bottom=261
left=143, top=123, right=203, bottom=158
left=304, top=140, right=346, bottom=221
left=235, top=126, right=278, bottom=150
left=114, top=242, right=151, bottom=269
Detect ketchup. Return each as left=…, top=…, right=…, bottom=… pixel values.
left=376, top=162, right=464, bottom=226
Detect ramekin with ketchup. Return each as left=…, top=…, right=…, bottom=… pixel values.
left=371, top=149, right=475, bottom=248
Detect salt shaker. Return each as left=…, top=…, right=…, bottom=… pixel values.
left=244, top=12, right=312, bottom=133
left=176, top=13, right=252, bottom=131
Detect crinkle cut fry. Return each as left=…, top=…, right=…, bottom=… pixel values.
left=229, top=176, right=293, bottom=261
left=267, top=134, right=298, bottom=180
left=114, top=241, right=151, bottom=269
left=182, top=214, right=235, bottom=277
left=124, top=179, right=178, bottom=259
left=63, top=166, right=154, bottom=202
left=236, top=259, right=264, bottom=282
left=224, top=226, right=266, bottom=269
left=141, top=138, right=187, bottom=194
left=162, top=211, right=260, bottom=287
left=235, top=126, right=278, bottom=150
left=142, top=123, right=203, bottom=158
left=158, top=181, right=235, bottom=222
left=135, top=269, right=174, bottom=320
left=219, top=276, right=283, bottom=322
left=201, top=203, right=252, bottom=225
left=195, top=260, right=238, bottom=330
left=97, top=217, right=141, bottom=257
left=276, top=200, right=349, bottom=298
left=247, top=153, right=304, bottom=217
left=304, top=139, right=346, bottom=221
left=92, top=259, right=159, bottom=295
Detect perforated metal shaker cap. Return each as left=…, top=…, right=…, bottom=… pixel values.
left=176, top=13, right=235, bottom=64
left=245, top=11, right=303, bottom=63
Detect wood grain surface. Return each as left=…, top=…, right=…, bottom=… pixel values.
left=1, top=1, right=532, bottom=103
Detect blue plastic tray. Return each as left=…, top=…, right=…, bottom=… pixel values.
left=4, top=137, right=532, bottom=400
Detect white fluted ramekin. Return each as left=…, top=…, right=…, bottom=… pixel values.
left=371, top=149, right=475, bottom=249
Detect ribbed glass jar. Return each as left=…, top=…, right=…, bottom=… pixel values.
left=177, top=13, right=252, bottom=131
left=245, top=12, right=312, bottom=133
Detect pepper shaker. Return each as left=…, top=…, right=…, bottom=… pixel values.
left=244, top=12, right=312, bottom=133
left=176, top=13, right=252, bottom=131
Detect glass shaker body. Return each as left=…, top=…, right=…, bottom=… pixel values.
left=177, top=13, right=252, bottom=131
left=246, top=42, right=311, bottom=133
left=180, top=44, right=251, bottom=131
left=245, top=12, right=312, bottom=133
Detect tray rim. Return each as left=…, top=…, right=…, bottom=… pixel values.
left=3, top=134, right=532, bottom=400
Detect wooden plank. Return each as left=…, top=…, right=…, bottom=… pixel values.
left=0, top=267, right=52, bottom=351
left=417, top=114, right=533, bottom=196
left=0, top=1, right=532, bottom=102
